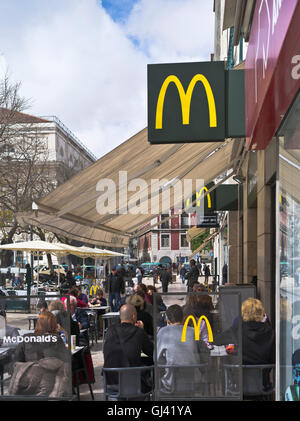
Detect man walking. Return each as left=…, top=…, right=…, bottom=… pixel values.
left=107, top=266, right=125, bottom=312
left=159, top=265, right=172, bottom=293
left=186, top=259, right=199, bottom=292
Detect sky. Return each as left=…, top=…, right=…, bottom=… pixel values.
left=0, top=0, right=215, bottom=159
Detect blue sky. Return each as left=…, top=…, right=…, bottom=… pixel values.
left=101, top=0, right=139, bottom=22
left=0, top=0, right=215, bottom=158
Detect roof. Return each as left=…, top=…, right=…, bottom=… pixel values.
left=0, top=107, right=51, bottom=124
left=16, top=128, right=242, bottom=248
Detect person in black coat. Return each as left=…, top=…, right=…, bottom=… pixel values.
left=125, top=294, right=154, bottom=337
left=186, top=260, right=199, bottom=292
left=159, top=266, right=172, bottom=293
left=214, top=298, right=275, bottom=365
left=107, top=267, right=125, bottom=312
left=103, top=304, right=154, bottom=387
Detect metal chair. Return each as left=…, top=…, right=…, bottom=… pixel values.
left=87, top=312, right=97, bottom=346
left=156, top=363, right=209, bottom=399
left=102, top=366, right=154, bottom=401
left=223, top=364, right=275, bottom=400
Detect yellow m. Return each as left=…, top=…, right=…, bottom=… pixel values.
left=155, top=74, right=217, bottom=129
left=186, top=186, right=212, bottom=209
left=181, top=315, right=213, bottom=343
left=90, top=285, right=100, bottom=296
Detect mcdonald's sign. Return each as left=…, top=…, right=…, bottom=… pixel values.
left=148, top=61, right=226, bottom=144
left=90, top=285, right=100, bottom=296
left=181, top=315, right=214, bottom=343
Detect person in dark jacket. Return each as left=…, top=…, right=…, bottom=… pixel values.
left=103, top=304, right=154, bottom=387
left=186, top=260, right=199, bottom=292
left=214, top=298, right=275, bottom=365
left=159, top=266, right=172, bottom=293
left=107, top=267, right=125, bottom=312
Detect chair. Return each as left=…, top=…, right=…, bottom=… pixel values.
left=157, top=364, right=209, bottom=399
left=224, top=364, right=275, bottom=400
left=87, top=312, right=97, bottom=346
left=72, top=346, right=95, bottom=401
left=102, top=366, right=154, bottom=401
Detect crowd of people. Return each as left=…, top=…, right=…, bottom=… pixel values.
left=101, top=263, right=275, bottom=399
left=0, top=260, right=276, bottom=400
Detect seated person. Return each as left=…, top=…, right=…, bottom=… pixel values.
left=36, top=300, right=48, bottom=314
left=10, top=311, right=70, bottom=397
left=103, top=304, right=153, bottom=393
left=63, top=296, right=90, bottom=347
left=90, top=289, right=107, bottom=306
left=157, top=304, right=208, bottom=395
left=126, top=294, right=153, bottom=337
left=49, top=299, right=80, bottom=347
left=77, top=286, right=89, bottom=305
left=147, top=285, right=166, bottom=312
left=214, top=298, right=275, bottom=365
left=135, top=284, right=153, bottom=306
left=64, top=287, right=88, bottom=308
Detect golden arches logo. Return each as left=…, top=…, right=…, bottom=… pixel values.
left=186, top=186, right=212, bottom=209
left=181, top=315, right=214, bottom=343
left=155, top=74, right=217, bottom=129
left=90, top=285, right=100, bottom=296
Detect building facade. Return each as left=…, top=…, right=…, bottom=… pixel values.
left=137, top=209, right=191, bottom=265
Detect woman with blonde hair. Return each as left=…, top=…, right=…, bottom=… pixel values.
left=241, top=298, right=275, bottom=365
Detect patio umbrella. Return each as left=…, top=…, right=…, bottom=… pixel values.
left=76, top=246, right=126, bottom=279
left=0, top=240, right=83, bottom=288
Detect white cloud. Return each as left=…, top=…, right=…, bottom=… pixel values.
left=0, top=0, right=214, bottom=158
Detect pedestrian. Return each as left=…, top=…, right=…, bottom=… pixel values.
left=159, top=265, right=172, bottom=293
left=136, top=267, right=142, bottom=285
left=180, top=264, right=187, bottom=284
left=204, top=264, right=210, bottom=285
left=107, top=266, right=125, bottom=312
left=222, top=263, right=228, bottom=285
left=186, top=259, right=199, bottom=292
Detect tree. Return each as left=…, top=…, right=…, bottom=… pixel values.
left=0, top=75, right=55, bottom=266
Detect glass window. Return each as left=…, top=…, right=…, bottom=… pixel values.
left=161, top=214, right=170, bottom=229
left=161, top=234, right=170, bottom=248
left=180, top=234, right=189, bottom=248
left=277, top=90, right=300, bottom=400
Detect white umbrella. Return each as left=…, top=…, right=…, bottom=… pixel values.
left=76, top=246, right=125, bottom=278
left=0, top=241, right=78, bottom=287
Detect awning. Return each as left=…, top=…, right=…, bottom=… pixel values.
left=190, top=230, right=219, bottom=259
left=16, top=128, right=241, bottom=248
left=186, top=227, right=207, bottom=243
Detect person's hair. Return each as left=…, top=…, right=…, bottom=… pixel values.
left=190, top=259, right=196, bottom=266
left=147, top=285, right=157, bottom=293
left=37, top=301, right=48, bottom=311
left=185, top=292, right=213, bottom=311
left=138, top=283, right=148, bottom=294
left=63, top=295, right=77, bottom=310
left=241, top=298, right=265, bottom=322
left=34, top=311, right=58, bottom=334
left=166, top=304, right=183, bottom=324
left=48, top=300, right=65, bottom=312
left=69, top=287, right=79, bottom=297
left=120, top=304, right=136, bottom=322
left=126, top=294, right=144, bottom=309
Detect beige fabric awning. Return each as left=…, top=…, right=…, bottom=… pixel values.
left=17, top=128, right=240, bottom=248
left=186, top=227, right=207, bottom=243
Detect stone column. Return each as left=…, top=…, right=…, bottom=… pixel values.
left=257, top=149, right=273, bottom=316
